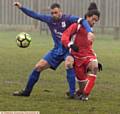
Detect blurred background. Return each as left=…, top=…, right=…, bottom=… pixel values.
left=0, top=0, right=120, bottom=39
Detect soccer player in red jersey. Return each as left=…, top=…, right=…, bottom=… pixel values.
left=62, top=2, right=100, bottom=101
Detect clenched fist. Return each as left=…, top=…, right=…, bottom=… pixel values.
left=88, top=32, right=95, bottom=42
left=13, top=2, right=22, bottom=8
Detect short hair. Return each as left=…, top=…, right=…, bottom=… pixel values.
left=85, top=2, right=100, bottom=19
left=50, top=3, right=61, bottom=9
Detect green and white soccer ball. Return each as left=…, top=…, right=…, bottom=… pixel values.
left=16, top=32, right=31, bottom=48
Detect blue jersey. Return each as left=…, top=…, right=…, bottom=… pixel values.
left=20, top=7, right=79, bottom=55
left=20, top=7, right=92, bottom=55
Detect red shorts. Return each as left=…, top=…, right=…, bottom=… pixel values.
left=74, top=56, right=97, bottom=81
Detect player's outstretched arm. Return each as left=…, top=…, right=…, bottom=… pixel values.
left=69, top=17, right=93, bottom=33
left=13, top=2, right=51, bottom=23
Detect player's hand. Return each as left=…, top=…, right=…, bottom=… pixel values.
left=70, top=44, right=79, bottom=52
left=88, top=32, right=95, bottom=42
left=13, top=2, right=22, bottom=8
left=98, top=62, right=103, bottom=72
left=68, top=42, right=79, bottom=52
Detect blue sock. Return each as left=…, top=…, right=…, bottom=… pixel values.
left=24, top=69, right=40, bottom=95
left=66, top=68, right=76, bottom=96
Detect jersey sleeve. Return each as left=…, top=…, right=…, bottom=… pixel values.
left=68, top=16, right=92, bottom=33
left=68, top=15, right=79, bottom=24
left=20, top=6, right=51, bottom=23
left=81, top=19, right=92, bottom=32
left=62, top=23, right=78, bottom=48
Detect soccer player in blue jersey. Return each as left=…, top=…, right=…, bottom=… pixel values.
left=13, top=2, right=92, bottom=98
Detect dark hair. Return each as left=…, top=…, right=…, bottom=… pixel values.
left=50, top=3, right=61, bottom=9
left=85, top=2, right=100, bottom=19
left=85, top=10, right=100, bottom=18
left=88, top=2, right=98, bottom=11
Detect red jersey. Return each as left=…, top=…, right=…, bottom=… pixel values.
left=62, top=23, right=96, bottom=58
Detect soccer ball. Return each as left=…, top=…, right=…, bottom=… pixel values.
left=16, top=32, right=31, bottom=48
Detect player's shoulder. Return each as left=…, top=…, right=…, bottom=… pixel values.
left=62, top=14, right=78, bottom=19
left=62, top=14, right=79, bottom=24
left=61, top=14, right=69, bottom=20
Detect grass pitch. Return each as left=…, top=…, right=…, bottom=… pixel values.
left=0, top=31, right=120, bottom=114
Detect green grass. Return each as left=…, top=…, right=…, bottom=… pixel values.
left=0, top=31, right=120, bottom=114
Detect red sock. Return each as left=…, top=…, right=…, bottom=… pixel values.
left=83, top=74, right=96, bottom=96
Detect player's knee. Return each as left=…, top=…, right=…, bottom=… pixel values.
left=65, top=62, right=73, bottom=69
left=35, top=64, right=43, bottom=72
left=91, top=66, right=98, bottom=75
left=88, top=61, right=98, bottom=75
left=35, top=60, right=47, bottom=72
left=65, top=56, right=74, bottom=69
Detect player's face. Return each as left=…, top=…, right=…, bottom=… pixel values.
left=51, top=7, right=62, bottom=20
left=87, top=15, right=99, bottom=27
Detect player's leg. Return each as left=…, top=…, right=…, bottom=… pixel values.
left=82, top=59, right=98, bottom=97
left=76, top=81, right=86, bottom=96
left=23, top=59, right=50, bottom=95
left=13, top=59, right=50, bottom=96
left=13, top=51, right=56, bottom=96
left=64, top=55, right=76, bottom=98
left=74, top=65, right=88, bottom=100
